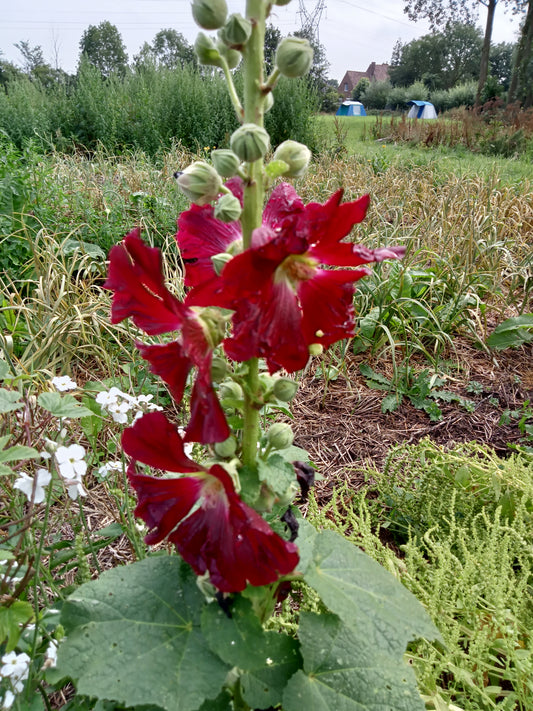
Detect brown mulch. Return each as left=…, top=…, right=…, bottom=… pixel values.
left=290, top=338, right=533, bottom=505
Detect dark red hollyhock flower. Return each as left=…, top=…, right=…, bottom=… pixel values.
left=183, top=185, right=405, bottom=373
left=123, top=412, right=299, bottom=592
left=104, top=229, right=229, bottom=443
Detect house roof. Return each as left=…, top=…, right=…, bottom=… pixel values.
left=338, top=64, right=390, bottom=95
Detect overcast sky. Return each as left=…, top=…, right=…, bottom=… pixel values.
left=1, top=1, right=522, bottom=82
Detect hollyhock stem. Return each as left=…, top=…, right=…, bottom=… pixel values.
left=240, top=0, right=267, bottom=468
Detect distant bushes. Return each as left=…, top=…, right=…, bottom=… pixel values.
left=0, top=63, right=319, bottom=155
left=358, top=79, right=478, bottom=113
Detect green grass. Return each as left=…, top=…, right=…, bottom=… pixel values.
left=316, top=114, right=533, bottom=185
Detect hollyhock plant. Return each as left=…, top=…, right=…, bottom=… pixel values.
left=104, top=228, right=229, bottom=443
left=181, top=182, right=405, bottom=373
left=123, top=412, right=299, bottom=592
left=55, top=3, right=439, bottom=709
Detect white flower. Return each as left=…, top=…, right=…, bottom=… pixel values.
left=107, top=400, right=131, bottom=424
left=51, top=375, right=77, bottom=391
left=97, top=461, right=123, bottom=479
left=64, top=478, right=87, bottom=500
left=42, top=640, right=58, bottom=669
left=1, top=652, right=30, bottom=687
left=55, top=444, right=87, bottom=481
left=1, top=690, right=15, bottom=710
left=13, top=469, right=52, bottom=504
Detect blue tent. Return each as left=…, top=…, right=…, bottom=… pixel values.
left=336, top=101, right=367, bottom=117
left=407, top=100, right=437, bottom=119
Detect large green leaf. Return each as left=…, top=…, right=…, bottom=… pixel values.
left=57, top=557, right=230, bottom=711
left=0, top=435, right=40, bottom=475
left=202, top=597, right=302, bottom=709
left=0, top=600, right=34, bottom=651
left=38, top=392, right=94, bottom=418
left=486, top=314, right=533, bottom=350
left=0, top=388, right=24, bottom=413
left=257, top=454, right=296, bottom=497
left=283, top=612, right=425, bottom=711
left=303, top=530, right=440, bottom=655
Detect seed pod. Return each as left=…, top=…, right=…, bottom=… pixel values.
left=175, top=161, right=222, bottom=205
left=214, top=193, right=242, bottom=223
left=194, top=32, right=223, bottom=67
left=219, top=380, right=243, bottom=401
left=230, top=123, right=270, bottom=163
left=273, top=140, right=311, bottom=177
left=275, top=37, right=313, bottom=78
left=219, top=13, right=252, bottom=48
left=211, top=149, right=241, bottom=177
left=266, top=422, right=294, bottom=450
left=263, top=91, right=274, bottom=113
left=191, top=0, right=228, bottom=30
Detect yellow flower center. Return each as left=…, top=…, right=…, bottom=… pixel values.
left=276, top=254, right=317, bottom=287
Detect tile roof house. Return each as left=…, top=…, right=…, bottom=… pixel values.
left=338, top=63, right=390, bottom=99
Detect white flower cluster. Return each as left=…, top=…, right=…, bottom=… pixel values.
left=13, top=444, right=88, bottom=504
left=95, top=387, right=162, bottom=424
left=0, top=652, right=30, bottom=709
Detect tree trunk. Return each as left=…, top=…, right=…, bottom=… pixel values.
left=508, top=0, right=533, bottom=104
left=476, top=0, right=498, bottom=105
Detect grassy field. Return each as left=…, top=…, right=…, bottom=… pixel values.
left=1, top=131, right=533, bottom=710
left=316, top=113, right=533, bottom=184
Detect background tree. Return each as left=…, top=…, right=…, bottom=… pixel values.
left=264, top=24, right=282, bottom=76
left=508, top=0, right=533, bottom=105
left=79, top=21, right=128, bottom=78
left=389, top=23, right=483, bottom=89
left=14, top=40, right=68, bottom=89
left=352, top=76, right=370, bottom=100
left=403, top=0, right=515, bottom=103
left=489, top=41, right=515, bottom=88
left=14, top=41, right=45, bottom=74
left=134, top=29, right=194, bottom=70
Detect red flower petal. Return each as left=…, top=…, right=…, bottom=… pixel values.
left=136, top=340, right=192, bottom=403
left=128, top=458, right=299, bottom=592
left=176, top=205, right=242, bottom=287
left=104, top=229, right=184, bottom=335
left=122, top=412, right=201, bottom=473
left=127, top=466, right=202, bottom=545
left=185, top=373, right=230, bottom=443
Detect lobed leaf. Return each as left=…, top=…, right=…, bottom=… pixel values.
left=57, top=557, right=230, bottom=711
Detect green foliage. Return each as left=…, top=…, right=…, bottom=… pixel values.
left=79, top=21, right=128, bottom=78
left=389, top=23, right=483, bottom=90
left=487, top=314, right=533, bottom=350
left=56, top=530, right=439, bottom=710
left=359, top=363, right=475, bottom=421
left=307, top=440, right=533, bottom=710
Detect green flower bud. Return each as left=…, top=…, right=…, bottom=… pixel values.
left=211, top=356, right=227, bottom=382
left=308, top=343, right=323, bottom=356
left=266, top=422, right=294, bottom=450
left=214, top=436, right=237, bottom=458
left=219, top=380, right=243, bottom=401
left=219, top=13, right=252, bottom=48
left=273, top=140, right=312, bottom=177
left=216, top=39, right=241, bottom=69
left=214, top=193, right=242, bottom=223
left=263, top=91, right=274, bottom=113
left=231, top=123, right=270, bottom=163
left=211, top=149, right=241, bottom=177
left=176, top=161, right=222, bottom=205
left=211, top=251, right=234, bottom=275
left=273, top=0, right=293, bottom=5
left=194, top=32, right=223, bottom=67
left=277, top=481, right=299, bottom=507
left=272, top=377, right=298, bottom=402
left=275, top=37, right=313, bottom=78
left=191, top=0, right=228, bottom=30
